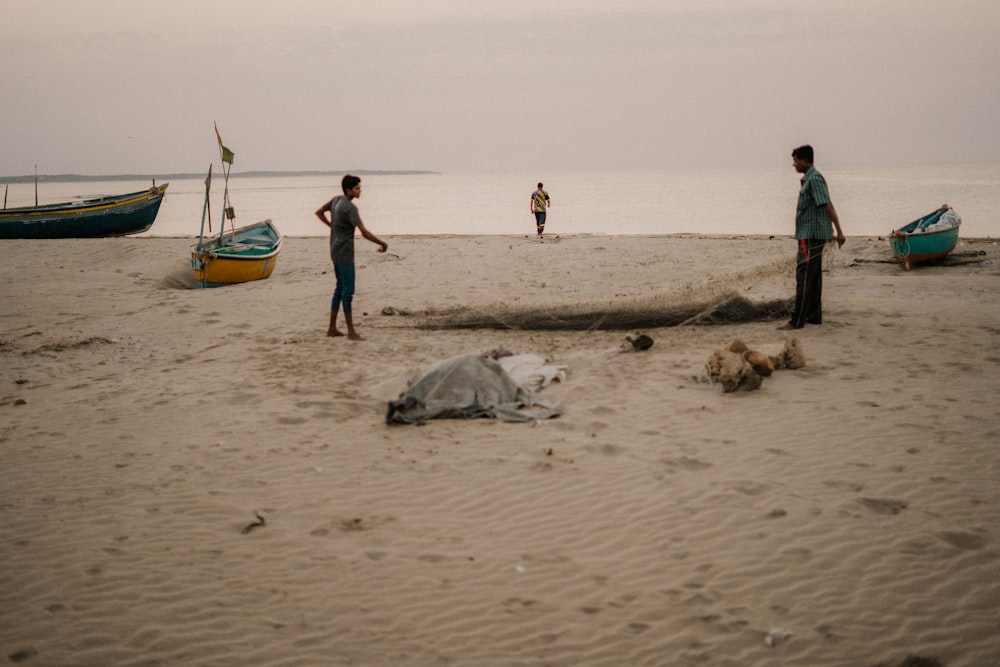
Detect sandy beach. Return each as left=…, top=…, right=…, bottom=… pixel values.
left=2, top=233, right=999, bottom=667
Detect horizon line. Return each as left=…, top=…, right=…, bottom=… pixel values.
left=0, top=169, right=442, bottom=184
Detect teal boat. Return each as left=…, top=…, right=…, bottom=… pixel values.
left=889, top=206, right=960, bottom=270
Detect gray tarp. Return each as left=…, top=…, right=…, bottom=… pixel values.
left=386, top=354, right=562, bottom=425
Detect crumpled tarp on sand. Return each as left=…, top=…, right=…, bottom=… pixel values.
left=496, top=353, right=568, bottom=392
left=386, top=354, right=563, bottom=425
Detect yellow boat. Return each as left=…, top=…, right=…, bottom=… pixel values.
left=190, top=126, right=282, bottom=288
left=191, top=218, right=282, bottom=288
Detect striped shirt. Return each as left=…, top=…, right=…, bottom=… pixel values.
left=532, top=189, right=550, bottom=213
left=795, top=166, right=833, bottom=240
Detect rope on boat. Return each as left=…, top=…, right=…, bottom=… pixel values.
left=893, top=232, right=911, bottom=260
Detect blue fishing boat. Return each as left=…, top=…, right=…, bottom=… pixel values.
left=0, top=184, right=168, bottom=239
left=889, top=205, right=960, bottom=270
left=190, top=125, right=282, bottom=288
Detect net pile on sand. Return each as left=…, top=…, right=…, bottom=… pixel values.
left=415, top=292, right=793, bottom=331
left=391, top=254, right=797, bottom=331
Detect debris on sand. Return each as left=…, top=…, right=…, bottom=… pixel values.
left=705, top=337, right=805, bottom=393
left=623, top=333, right=654, bottom=351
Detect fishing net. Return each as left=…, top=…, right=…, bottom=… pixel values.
left=416, top=292, right=792, bottom=331
left=389, top=254, right=796, bottom=331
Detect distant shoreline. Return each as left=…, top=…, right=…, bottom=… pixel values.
left=0, top=170, right=441, bottom=184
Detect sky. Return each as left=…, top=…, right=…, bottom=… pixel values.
left=2, top=0, right=998, bottom=176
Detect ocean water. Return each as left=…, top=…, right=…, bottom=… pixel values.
left=4, top=164, right=997, bottom=239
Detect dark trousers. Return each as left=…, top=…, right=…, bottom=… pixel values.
left=331, top=263, right=356, bottom=313
left=789, top=239, right=825, bottom=328
left=534, top=211, right=546, bottom=234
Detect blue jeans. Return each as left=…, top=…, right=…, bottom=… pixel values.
left=332, top=263, right=356, bottom=313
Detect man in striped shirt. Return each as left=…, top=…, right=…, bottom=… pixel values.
left=531, top=183, right=551, bottom=236
left=779, top=145, right=846, bottom=330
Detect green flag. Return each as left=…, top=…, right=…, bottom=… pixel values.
left=214, top=122, right=235, bottom=164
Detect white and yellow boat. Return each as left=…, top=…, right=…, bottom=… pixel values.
left=190, top=126, right=282, bottom=288
left=191, top=218, right=282, bottom=288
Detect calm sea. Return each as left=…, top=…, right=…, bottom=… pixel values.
left=4, top=164, right=997, bottom=239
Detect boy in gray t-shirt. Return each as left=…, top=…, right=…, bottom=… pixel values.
left=315, top=174, right=388, bottom=340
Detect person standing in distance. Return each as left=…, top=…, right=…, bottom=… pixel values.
left=315, top=174, right=388, bottom=341
left=779, top=145, right=846, bottom=330
left=531, top=182, right=551, bottom=236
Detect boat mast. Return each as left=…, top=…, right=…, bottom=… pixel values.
left=197, top=164, right=212, bottom=251
left=220, top=158, right=232, bottom=243
left=214, top=122, right=236, bottom=243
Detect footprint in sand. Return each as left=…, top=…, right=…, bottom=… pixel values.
left=732, top=481, right=770, bottom=496
left=937, top=531, right=987, bottom=550
left=859, top=497, right=908, bottom=515
left=825, top=480, right=866, bottom=493
left=417, top=554, right=447, bottom=563
left=583, top=443, right=623, bottom=456
left=664, top=456, right=713, bottom=471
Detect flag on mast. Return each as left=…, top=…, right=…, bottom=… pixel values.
left=214, top=122, right=235, bottom=164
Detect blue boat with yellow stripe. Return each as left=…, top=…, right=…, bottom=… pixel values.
left=0, top=184, right=168, bottom=239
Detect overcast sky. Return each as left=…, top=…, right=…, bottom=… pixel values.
left=2, top=0, right=998, bottom=175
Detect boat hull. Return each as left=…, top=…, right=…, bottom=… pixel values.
left=0, top=185, right=168, bottom=239
left=889, top=225, right=959, bottom=269
left=191, top=219, right=282, bottom=287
